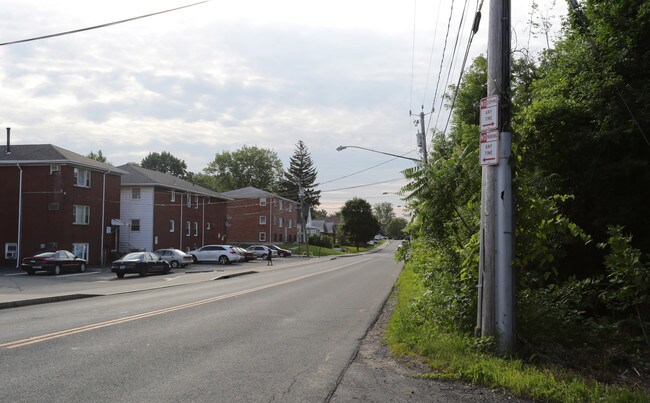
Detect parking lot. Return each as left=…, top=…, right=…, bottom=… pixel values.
left=0, top=256, right=305, bottom=309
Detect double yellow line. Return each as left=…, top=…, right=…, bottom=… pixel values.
left=1, top=258, right=370, bottom=349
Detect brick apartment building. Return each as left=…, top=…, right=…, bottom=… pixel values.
left=117, top=164, right=232, bottom=253
left=221, top=187, right=298, bottom=245
left=0, top=142, right=126, bottom=267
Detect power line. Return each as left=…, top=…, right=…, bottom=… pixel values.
left=0, top=1, right=208, bottom=47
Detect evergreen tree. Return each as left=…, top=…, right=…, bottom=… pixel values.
left=280, top=140, right=321, bottom=208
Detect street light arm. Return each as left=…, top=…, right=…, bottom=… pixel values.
left=336, top=145, right=420, bottom=163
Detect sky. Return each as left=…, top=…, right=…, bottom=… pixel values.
left=0, top=0, right=568, bottom=216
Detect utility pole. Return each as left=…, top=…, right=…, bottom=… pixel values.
left=419, top=108, right=429, bottom=164
left=478, top=0, right=514, bottom=354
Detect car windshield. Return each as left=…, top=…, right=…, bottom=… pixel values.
left=121, top=253, right=143, bottom=260
left=34, top=252, right=55, bottom=258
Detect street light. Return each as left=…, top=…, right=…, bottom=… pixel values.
left=336, top=145, right=421, bottom=163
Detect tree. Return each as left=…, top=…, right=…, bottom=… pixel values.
left=87, top=150, right=110, bottom=165
left=386, top=217, right=408, bottom=239
left=341, top=197, right=380, bottom=250
left=311, top=209, right=328, bottom=219
left=203, top=146, right=283, bottom=192
left=373, top=202, right=396, bottom=227
left=279, top=140, right=321, bottom=207
left=141, top=151, right=188, bottom=178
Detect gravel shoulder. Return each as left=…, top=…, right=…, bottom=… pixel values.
left=330, top=294, right=532, bottom=402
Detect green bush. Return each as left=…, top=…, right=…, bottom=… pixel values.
left=309, top=234, right=333, bottom=248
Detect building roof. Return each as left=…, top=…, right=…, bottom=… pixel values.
left=0, top=144, right=127, bottom=174
left=221, top=186, right=297, bottom=204
left=117, top=164, right=232, bottom=200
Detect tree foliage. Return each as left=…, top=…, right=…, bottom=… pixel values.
left=279, top=140, right=321, bottom=207
left=341, top=197, right=380, bottom=250
left=141, top=151, right=188, bottom=178
left=372, top=202, right=396, bottom=227
left=386, top=217, right=408, bottom=240
left=87, top=150, right=110, bottom=164
left=397, top=0, right=650, bottom=373
left=203, top=146, right=283, bottom=192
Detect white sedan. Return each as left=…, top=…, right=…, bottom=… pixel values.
left=188, top=245, right=243, bottom=264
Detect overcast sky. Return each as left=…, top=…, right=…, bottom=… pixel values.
left=1, top=0, right=567, bottom=215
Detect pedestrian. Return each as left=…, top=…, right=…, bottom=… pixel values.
left=266, top=248, right=273, bottom=266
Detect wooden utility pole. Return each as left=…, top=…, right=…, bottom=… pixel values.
left=478, top=0, right=514, bottom=354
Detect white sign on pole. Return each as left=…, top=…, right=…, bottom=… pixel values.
left=480, top=130, right=499, bottom=166
left=480, top=95, right=499, bottom=132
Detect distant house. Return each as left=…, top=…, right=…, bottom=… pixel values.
left=116, top=164, right=231, bottom=254
left=221, top=186, right=298, bottom=244
left=0, top=142, right=126, bottom=267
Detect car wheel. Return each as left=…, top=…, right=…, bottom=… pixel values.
left=163, top=266, right=170, bottom=274
left=116, top=272, right=125, bottom=279
left=79, top=264, right=86, bottom=273
left=53, top=265, right=61, bottom=275
left=139, top=268, right=147, bottom=277
left=170, top=260, right=179, bottom=268
left=261, top=253, right=268, bottom=260
left=191, top=255, right=198, bottom=263
left=27, top=270, right=35, bottom=275
left=218, top=255, right=229, bottom=265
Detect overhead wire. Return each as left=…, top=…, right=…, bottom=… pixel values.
left=0, top=1, right=208, bottom=47
left=421, top=0, right=445, bottom=107
left=443, top=0, right=485, bottom=136
left=426, top=0, right=456, bottom=135
left=432, top=0, right=472, bottom=132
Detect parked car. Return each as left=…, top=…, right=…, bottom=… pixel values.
left=246, top=245, right=277, bottom=259
left=266, top=244, right=292, bottom=257
left=153, top=248, right=194, bottom=268
left=232, top=246, right=256, bottom=262
left=188, top=245, right=242, bottom=264
left=111, top=252, right=170, bottom=278
left=21, top=250, right=87, bottom=275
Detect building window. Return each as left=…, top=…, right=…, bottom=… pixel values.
left=207, top=223, right=211, bottom=230
left=132, top=187, right=141, bottom=199
left=186, top=221, right=191, bottom=236
left=289, top=219, right=292, bottom=228
left=259, top=197, right=267, bottom=206
left=288, top=203, right=292, bottom=212
left=5, top=243, right=17, bottom=259
left=171, top=190, right=176, bottom=202
left=194, top=222, right=199, bottom=236
left=73, top=205, right=90, bottom=225
left=187, top=195, right=192, bottom=207
left=259, top=215, right=266, bottom=225
left=50, top=164, right=60, bottom=174
left=131, top=219, right=140, bottom=231
left=279, top=217, right=283, bottom=228
left=195, top=195, right=199, bottom=209
left=279, top=200, right=283, bottom=210
left=259, top=232, right=266, bottom=241
left=73, top=168, right=91, bottom=188
left=169, top=220, right=175, bottom=232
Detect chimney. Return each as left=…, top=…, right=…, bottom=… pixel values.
left=6, top=127, right=10, bottom=154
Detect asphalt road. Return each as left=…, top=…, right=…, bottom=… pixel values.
left=0, top=247, right=402, bottom=402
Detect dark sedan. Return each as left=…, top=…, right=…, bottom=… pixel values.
left=21, top=250, right=87, bottom=275
left=111, top=252, right=170, bottom=278
left=266, top=244, right=292, bottom=257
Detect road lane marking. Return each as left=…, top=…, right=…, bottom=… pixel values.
left=1, top=258, right=372, bottom=349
